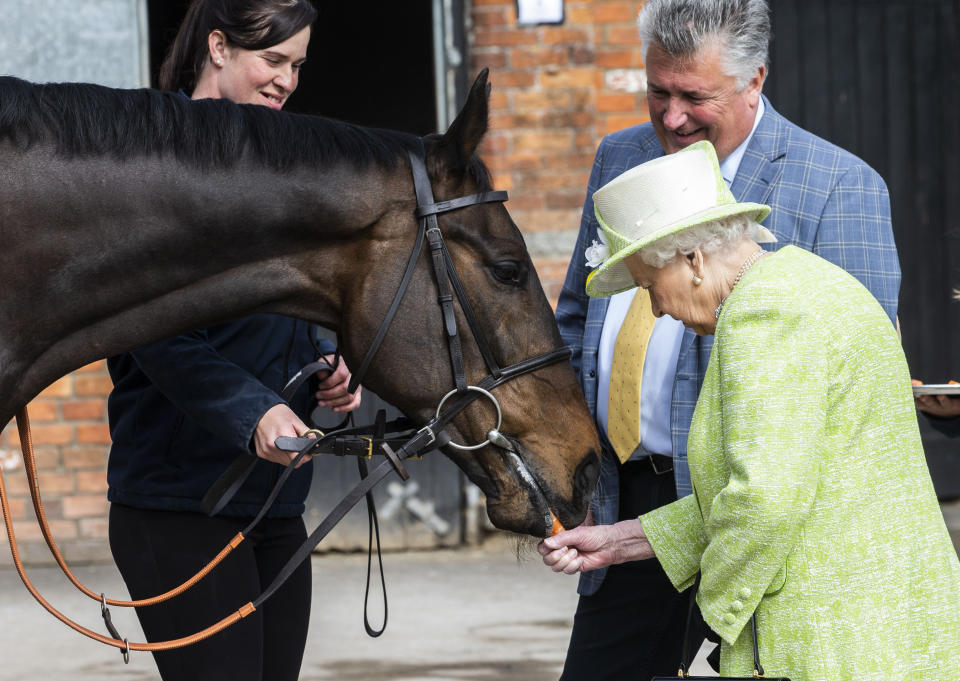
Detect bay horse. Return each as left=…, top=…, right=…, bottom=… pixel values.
left=0, top=70, right=599, bottom=538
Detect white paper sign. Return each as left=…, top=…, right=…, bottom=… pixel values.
left=517, top=0, right=564, bottom=25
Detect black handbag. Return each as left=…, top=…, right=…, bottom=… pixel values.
left=651, top=575, right=790, bottom=680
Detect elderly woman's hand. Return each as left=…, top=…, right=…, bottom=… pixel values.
left=537, top=518, right=655, bottom=574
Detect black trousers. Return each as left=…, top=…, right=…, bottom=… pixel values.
left=559, top=460, right=710, bottom=681
left=109, top=504, right=312, bottom=681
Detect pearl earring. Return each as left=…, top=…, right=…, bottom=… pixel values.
left=693, top=276, right=703, bottom=286
left=215, top=59, right=223, bottom=66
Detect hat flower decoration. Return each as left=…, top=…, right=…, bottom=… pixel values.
left=583, top=228, right=610, bottom=268
left=584, top=140, right=775, bottom=298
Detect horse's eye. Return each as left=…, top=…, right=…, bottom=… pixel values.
left=491, top=261, right=527, bottom=286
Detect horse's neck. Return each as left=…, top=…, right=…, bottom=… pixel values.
left=1, top=147, right=405, bottom=423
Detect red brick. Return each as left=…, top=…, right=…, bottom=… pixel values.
left=546, top=191, right=590, bottom=209
left=542, top=110, right=593, bottom=129
left=79, top=517, right=109, bottom=540
left=565, top=5, right=595, bottom=24
left=595, top=48, right=636, bottom=68
left=29, top=424, right=74, bottom=446
left=37, top=472, right=75, bottom=494
left=76, top=424, right=112, bottom=445
left=591, top=2, right=638, bottom=23
left=505, top=193, right=547, bottom=211
left=541, top=68, right=595, bottom=88
left=76, top=470, right=108, bottom=493
left=596, top=92, right=639, bottom=113
left=62, top=495, right=109, bottom=519
left=27, top=401, right=58, bottom=422
left=488, top=91, right=510, bottom=111
left=514, top=89, right=573, bottom=111
left=603, top=112, right=649, bottom=133
left=38, top=377, right=72, bottom=398
left=483, top=132, right=510, bottom=153
left=489, top=71, right=536, bottom=89
left=506, top=152, right=545, bottom=171
left=605, top=25, right=642, bottom=45
left=73, top=375, right=114, bottom=397
left=515, top=168, right=585, bottom=190
left=472, top=0, right=511, bottom=6
left=570, top=46, right=594, bottom=65
left=474, top=29, right=540, bottom=47
left=490, top=112, right=543, bottom=130
left=576, top=131, right=601, bottom=151
left=32, top=447, right=61, bottom=470
left=511, top=48, right=568, bottom=69
left=474, top=8, right=510, bottom=26
left=62, top=400, right=105, bottom=421
left=4, top=496, right=27, bottom=520
left=541, top=28, right=590, bottom=45
left=75, top=360, right=107, bottom=373
left=11, top=518, right=78, bottom=542
left=489, top=173, right=513, bottom=191
left=62, top=446, right=107, bottom=470
left=515, top=209, right=583, bottom=233
left=513, top=131, right=575, bottom=154
left=471, top=50, right=508, bottom=69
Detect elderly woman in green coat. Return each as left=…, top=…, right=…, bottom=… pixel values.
left=540, top=140, right=960, bottom=679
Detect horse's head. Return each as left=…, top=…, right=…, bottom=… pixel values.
left=340, top=70, right=600, bottom=537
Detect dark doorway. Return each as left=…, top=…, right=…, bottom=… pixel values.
left=765, top=0, right=960, bottom=384
left=147, top=1, right=437, bottom=134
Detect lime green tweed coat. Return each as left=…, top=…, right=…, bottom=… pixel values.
left=641, top=246, right=960, bottom=679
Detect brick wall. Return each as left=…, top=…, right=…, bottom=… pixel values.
left=1, top=362, right=113, bottom=565
left=0, top=2, right=654, bottom=567
left=470, top=0, right=650, bottom=305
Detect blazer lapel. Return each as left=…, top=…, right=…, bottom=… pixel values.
left=731, top=95, right=787, bottom=209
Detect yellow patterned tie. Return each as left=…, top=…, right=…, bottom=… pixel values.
left=608, top=289, right=657, bottom=464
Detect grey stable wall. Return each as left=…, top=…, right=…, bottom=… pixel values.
left=0, top=0, right=148, bottom=87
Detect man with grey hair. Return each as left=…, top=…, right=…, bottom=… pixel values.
left=552, top=0, right=900, bottom=678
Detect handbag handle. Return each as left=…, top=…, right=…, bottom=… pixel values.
left=678, top=574, right=764, bottom=677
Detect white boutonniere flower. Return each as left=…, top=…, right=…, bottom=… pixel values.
left=584, top=229, right=610, bottom=269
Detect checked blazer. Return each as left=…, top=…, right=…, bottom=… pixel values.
left=555, top=96, right=901, bottom=596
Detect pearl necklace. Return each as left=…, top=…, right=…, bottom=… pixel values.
left=714, top=249, right=768, bottom=320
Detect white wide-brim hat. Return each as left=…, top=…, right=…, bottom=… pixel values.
left=584, top=140, right=775, bottom=298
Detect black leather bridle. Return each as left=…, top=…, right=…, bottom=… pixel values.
left=199, top=142, right=573, bottom=633
left=341, top=142, right=573, bottom=460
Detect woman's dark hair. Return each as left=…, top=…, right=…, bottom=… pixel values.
left=159, top=0, right=317, bottom=93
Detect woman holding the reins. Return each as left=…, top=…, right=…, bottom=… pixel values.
left=106, top=2, right=360, bottom=680
left=540, top=141, right=960, bottom=679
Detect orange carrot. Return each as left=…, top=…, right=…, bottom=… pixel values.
left=550, top=512, right=565, bottom=537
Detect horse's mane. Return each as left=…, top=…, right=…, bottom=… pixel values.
left=0, top=76, right=490, bottom=186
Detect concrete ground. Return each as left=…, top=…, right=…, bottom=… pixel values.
left=0, top=534, right=716, bottom=680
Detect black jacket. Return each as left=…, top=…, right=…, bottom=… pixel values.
left=107, top=314, right=335, bottom=517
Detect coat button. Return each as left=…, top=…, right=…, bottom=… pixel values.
left=723, top=613, right=736, bottom=625
left=731, top=600, right=743, bottom=612
left=588, top=370, right=596, bottom=378
left=738, top=587, right=752, bottom=599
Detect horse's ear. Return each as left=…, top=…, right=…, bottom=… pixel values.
left=437, top=68, right=490, bottom=171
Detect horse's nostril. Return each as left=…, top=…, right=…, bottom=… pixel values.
left=573, top=450, right=600, bottom=498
